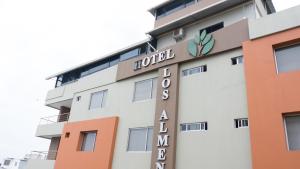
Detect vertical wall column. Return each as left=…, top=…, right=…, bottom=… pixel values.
left=151, top=64, right=179, bottom=169
left=48, top=137, right=61, bottom=160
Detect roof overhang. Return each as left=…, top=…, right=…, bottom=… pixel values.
left=147, top=0, right=250, bottom=36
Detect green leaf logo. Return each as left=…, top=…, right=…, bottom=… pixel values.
left=187, top=30, right=215, bottom=57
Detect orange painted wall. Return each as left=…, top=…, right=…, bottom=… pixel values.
left=54, top=117, right=118, bottom=169
left=243, top=27, right=300, bottom=169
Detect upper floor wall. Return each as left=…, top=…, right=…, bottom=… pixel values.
left=156, top=1, right=255, bottom=50
left=150, top=0, right=251, bottom=28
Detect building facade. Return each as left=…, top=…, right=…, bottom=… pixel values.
left=26, top=0, right=300, bottom=169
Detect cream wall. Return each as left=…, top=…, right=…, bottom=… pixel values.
left=69, top=71, right=158, bottom=169
left=156, top=2, right=256, bottom=50
left=26, top=159, right=55, bottom=169
left=176, top=49, right=251, bottom=169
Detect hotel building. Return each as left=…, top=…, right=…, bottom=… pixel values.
left=26, top=0, right=300, bottom=169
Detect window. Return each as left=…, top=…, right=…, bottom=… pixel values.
left=120, top=48, right=140, bottom=61
left=89, top=90, right=108, bottom=109
left=133, top=78, right=157, bottom=102
left=200, top=22, right=224, bottom=34
left=127, top=127, right=153, bottom=151
left=275, top=43, right=300, bottom=73
left=156, top=0, right=195, bottom=19
left=231, top=56, right=243, bottom=65
left=3, top=160, right=11, bottom=166
left=182, top=65, right=207, bottom=76
left=234, top=118, right=249, bottom=128
left=80, top=131, right=97, bottom=152
left=284, top=114, right=300, bottom=151
left=180, top=122, right=208, bottom=131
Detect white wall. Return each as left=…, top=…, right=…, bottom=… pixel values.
left=249, top=5, right=300, bottom=39
left=69, top=71, right=158, bottom=169
left=176, top=49, right=251, bottom=169
left=156, top=2, right=256, bottom=50
left=25, top=159, right=54, bottom=169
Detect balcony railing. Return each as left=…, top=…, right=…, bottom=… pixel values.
left=39, top=113, right=70, bottom=125
left=27, top=150, right=58, bottom=160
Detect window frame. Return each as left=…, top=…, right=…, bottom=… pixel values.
left=182, top=65, right=207, bottom=77
left=231, top=56, right=243, bottom=65
left=234, top=118, right=249, bottom=128
left=89, top=89, right=108, bottom=110
left=283, top=113, right=300, bottom=151
left=133, top=78, right=157, bottom=102
left=274, top=43, right=300, bottom=74
left=127, top=127, right=153, bottom=152
left=180, top=122, right=208, bottom=132
left=80, top=131, right=97, bottom=152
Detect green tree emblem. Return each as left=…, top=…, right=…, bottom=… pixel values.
left=188, top=30, right=215, bottom=57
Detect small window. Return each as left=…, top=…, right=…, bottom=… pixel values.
left=275, top=43, right=300, bottom=73
left=80, top=131, right=97, bottom=152
left=234, top=118, right=249, bottom=128
left=3, top=160, right=11, bottom=166
left=127, top=127, right=153, bottom=151
left=65, top=132, right=70, bottom=138
left=284, top=114, right=300, bottom=151
left=182, top=65, right=207, bottom=76
left=180, top=122, right=208, bottom=131
left=231, top=56, right=243, bottom=65
left=133, top=78, right=157, bottom=102
left=89, top=90, right=108, bottom=110
left=76, top=96, right=81, bottom=102
left=200, top=22, right=224, bottom=34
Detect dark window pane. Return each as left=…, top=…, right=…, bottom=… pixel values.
left=120, top=48, right=140, bottom=61
left=200, top=22, right=224, bottom=34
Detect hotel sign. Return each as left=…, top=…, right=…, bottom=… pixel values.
left=133, top=49, right=175, bottom=71
left=151, top=64, right=179, bottom=169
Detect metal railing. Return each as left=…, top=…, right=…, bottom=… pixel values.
left=27, top=150, right=58, bottom=160
left=39, top=113, right=70, bottom=125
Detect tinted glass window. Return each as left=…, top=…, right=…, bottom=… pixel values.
left=120, top=48, right=140, bottom=61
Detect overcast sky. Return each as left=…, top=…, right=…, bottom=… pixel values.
left=0, top=0, right=299, bottom=161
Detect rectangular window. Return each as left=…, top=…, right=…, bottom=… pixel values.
left=89, top=90, right=108, bottom=110
left=200, top=22, right=224, bottom=34
left=156, top=0, right=195, bottom=19
left=120, top=48, right=140, bottom=61
left=3, top=160, right=11, bottom=166
left=182, top=65, right=207, bottom=76
left=275, top=43, right=300, bottom=73
left=284, top=114, right=300, bottom=151
left=180, top=122, right=208, bottom=131
left=80, top=131, right=97, bottom=152
left=127, top=127, right=153, bottom=151
left=133, top=78, right=157, bottom=102
left=234, top=118, right=249, bottom=128
left=231, top=56, right=243, bottom=65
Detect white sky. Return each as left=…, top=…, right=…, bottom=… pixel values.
left=0, top=0, right=299, bottom=161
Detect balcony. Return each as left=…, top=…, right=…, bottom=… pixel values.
left=25, top=151, right=56, bottom=169
left=35, top=113, right=69, bottom=139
